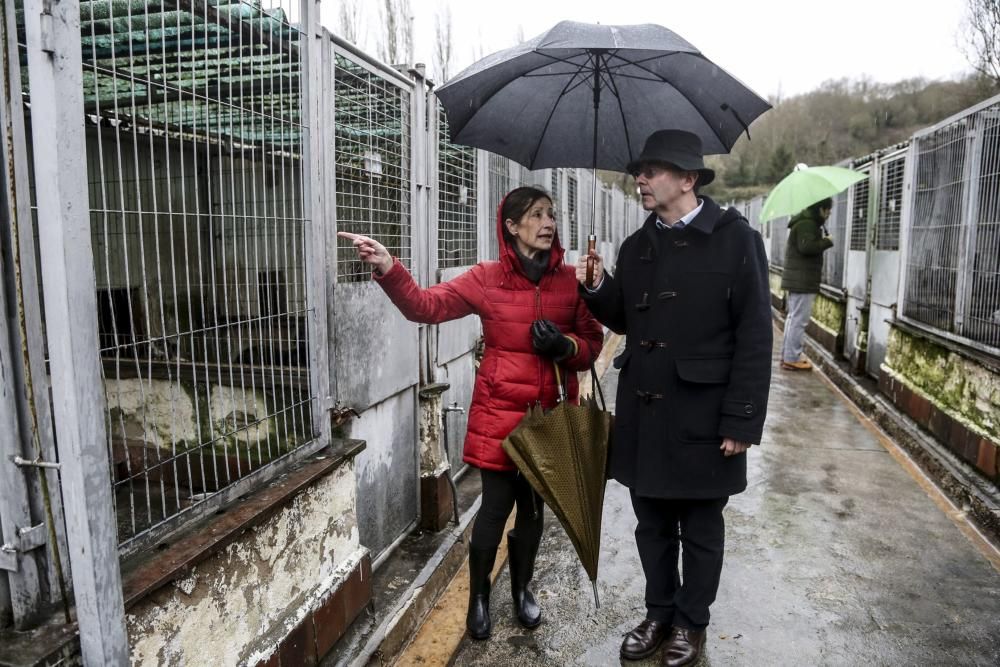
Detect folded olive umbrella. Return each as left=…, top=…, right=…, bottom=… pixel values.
left=501, top=366, right=613, bottom=606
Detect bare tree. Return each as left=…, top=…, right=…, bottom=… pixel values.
left=434, top=5, right=454, bottom=82
left=378, top=0, right=399, bottom=64
left=378, top=0, right=413, bottom=65
left=401, top=0, right=413, bottom=65
left=336, top=0, right=364, bottom=45
left=961, top=0, right=1000, bottom=83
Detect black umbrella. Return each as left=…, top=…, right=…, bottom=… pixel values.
left=435, top=20, right=771, bottom=281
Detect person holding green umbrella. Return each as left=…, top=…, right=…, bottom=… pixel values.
left=762, top=163, right=864, bottom=371
left=779, top=197, right=834, bottom=370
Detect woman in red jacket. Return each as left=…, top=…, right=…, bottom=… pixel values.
left=339, top=186, right=603, bottom=640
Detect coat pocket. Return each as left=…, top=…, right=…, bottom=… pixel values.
left=672, top=357, right=731, bottom=442
left=675, top=357, right=731, bottom=384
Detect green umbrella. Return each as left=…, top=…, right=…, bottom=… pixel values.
left=759, top=164, right=867, bottom=223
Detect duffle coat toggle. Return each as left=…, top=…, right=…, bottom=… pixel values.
left=636, top=291, right=651, bottom=311
left=635, top=389, right=664, bottom=403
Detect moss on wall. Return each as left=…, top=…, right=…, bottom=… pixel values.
left=884, top=327, right=1000, bottom=440
left=810, top=294, right=845, bottom=335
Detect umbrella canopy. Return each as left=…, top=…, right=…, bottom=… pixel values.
left=760, top=165, right=867, bottom=223
left=435, top=20, right=771, bottom=173
left=501, top=372, right=612, bottom=605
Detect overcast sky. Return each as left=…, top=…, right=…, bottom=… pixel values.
left=320, top=0, right=974, bottom=99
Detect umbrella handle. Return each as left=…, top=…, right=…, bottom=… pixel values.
left=585, top=236, right=596, bottom=287
left=553, top=362, right=568, bottom=402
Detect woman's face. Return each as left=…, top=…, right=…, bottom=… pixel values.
left=506, top=197, right=556, bottom=258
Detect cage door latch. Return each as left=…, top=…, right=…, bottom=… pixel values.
left=0, top=523, right=48, bottom=572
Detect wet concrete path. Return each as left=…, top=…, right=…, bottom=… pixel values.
left=448, top=334, right=1000, bottom=666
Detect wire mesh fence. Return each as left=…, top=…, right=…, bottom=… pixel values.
left=567, top=172, right=578, bottom=250
left=903, top=115, right=969, bottom=333
left=437, top=105, right=477, bottom=269
left=966, top=110, right=1000, bottom=348
left=876, top=151, right=906, bottom=251
left=486, top=153, right=510, bottom=260
left=64, top=0, right=315, bottom=549
left=769, top=215, right=790, bottom=268
left=822, top=189, right=849, bottom=289
left=849, top=164, right=872, bottom=252
left=334, top=49, right=411, bottom=281
left=902, top=101, right=1000, bottom=351
left=601, top=186, right=611, bottom=241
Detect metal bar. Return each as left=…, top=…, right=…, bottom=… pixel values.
left=23, top=0, right=129, bottom=661
left=301, top=0, right=332, bottom=445
left=895, top=141, right=919, bottom=323
left=12, top=458, right=63, bottom=471
left=4, top=0, right=70, bottom=610
left=954, top=116, right=982, bottom=333
left=476, top=150, right=489, bottom=262
left=329, top=32, right=414, bottom=91
left=0, top=0, right=43, bottom=626
left=0, top=226, right=43, bottom=621
left=321, top=26, right=339, bottom=416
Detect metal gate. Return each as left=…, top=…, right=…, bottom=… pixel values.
left=866, top=146, right=909, bottom=377
left=843, top=160, right=873, bottom=369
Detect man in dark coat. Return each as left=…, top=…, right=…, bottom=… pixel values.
left=779, top=199, right=833, bottom=370
left=575, top=130, right=772, bottom=667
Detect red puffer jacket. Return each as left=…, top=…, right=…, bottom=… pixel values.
left=374, top=206, right=604, bottom=471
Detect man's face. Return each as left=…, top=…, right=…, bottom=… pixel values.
left=632, top=162, right=696, bottom=213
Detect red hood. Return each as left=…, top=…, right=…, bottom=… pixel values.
left=496, top=192, right=565, bottom=277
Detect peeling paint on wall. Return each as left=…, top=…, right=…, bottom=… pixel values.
left=125, top=463, right=362, bottom=666
left=418, top=391, right=448, bottom=476
left=884, top=327, right=1000, bottom=440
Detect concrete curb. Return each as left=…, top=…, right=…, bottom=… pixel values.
left=348, top=495, right=481, bottom=667
left=777, top=310, right=1000, bottom=546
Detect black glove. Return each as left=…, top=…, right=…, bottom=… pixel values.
left=531, top=319, right=576, bottom=362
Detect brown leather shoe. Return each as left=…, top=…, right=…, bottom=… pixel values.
left=661, top=626, right=706, bottom=666
left=620, top=618, right=669, bottom=660
left=781, top=359, right=813, bottom=371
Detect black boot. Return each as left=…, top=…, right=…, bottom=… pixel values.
left=507, top=531, right=542, bottom=628
left=467, top=546, right=497, bottom=640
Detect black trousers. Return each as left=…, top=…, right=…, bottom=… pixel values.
left=470, top=468, right=544, bottom=550
left=630, top=492, right=729, bottom=629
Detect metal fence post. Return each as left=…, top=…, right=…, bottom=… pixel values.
left=301, top=0, right=334, bottom=448
left=1, top=0, right=70, bottom=623
left=23, top=0, right=128, bottom=663
left=0, top=236, right=43, bottom=628
left=954, top=114, right=985, bottom=336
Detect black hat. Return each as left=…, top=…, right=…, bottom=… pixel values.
left=626, top=129, right=715, bottom=186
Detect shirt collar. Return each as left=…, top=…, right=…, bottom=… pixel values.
left=655, top=198, right=704, bottom=230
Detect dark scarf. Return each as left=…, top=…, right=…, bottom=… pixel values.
left=514, top=246, right=550, bottom=284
